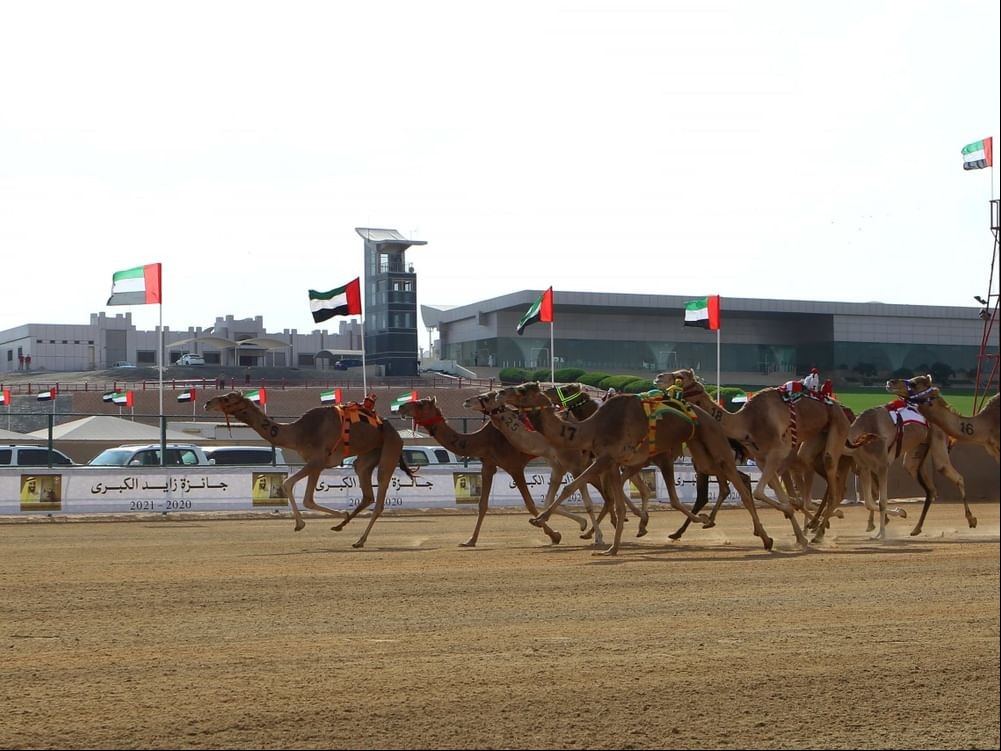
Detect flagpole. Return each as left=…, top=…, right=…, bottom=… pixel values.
left=360, top=312, right=368, bottom=395
left=550, top=320, right=555, bottom=385
left=158, top=302, right=164, bottom=419
left=716, top=328, right=721, bottom=406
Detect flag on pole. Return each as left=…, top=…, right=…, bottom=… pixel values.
left=0, top=389, right=10, bottom=406
left=309, top=278, right=362, bottom=323
left=320, top=388, right=342, bottom=404
left=683, top=295, right=721, bottom=330
left=102, top=391, right=118, bottom=403
left=244, top=388, right=267, bottom=405
left=177, top=388, right=196, bottom=403
left=112, top=391, right=134, bottom=407
left=516, top=287, right=554, bottom=335
left=962, top=137, right=993, bottom=170
left=107, top=263, right=162, bottom=305
left=390, top=390, right=418, bottom=412
left=36, top=387, right=57, bottom=402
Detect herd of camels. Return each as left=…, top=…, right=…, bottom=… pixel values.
left=204, top=372, right=1000, bottom=555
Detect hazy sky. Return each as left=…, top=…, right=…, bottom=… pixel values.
left=2, top=1, right=998, bottom=350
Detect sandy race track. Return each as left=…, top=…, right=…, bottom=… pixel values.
left=1, top=502, right=998, bottom=750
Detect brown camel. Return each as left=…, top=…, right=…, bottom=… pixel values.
left=848, top=402, right=970, bottom=537
left=204, top=392, right=413, bottom=548
left=886, top=375, right=1001, bottom=463
left=545, top=383, right=737, bottom=542
left=398, top=396, right=585, bottom=547
left=495, top=382, right=775, bottom=555
left=657, top=369, right=871, bottom=542
left=462, top=390, right=609, bottom=546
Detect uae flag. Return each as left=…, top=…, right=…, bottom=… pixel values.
left=390, top=390, right=418, bottom=412
left=320, top=388, right=342, bottom=404
left=112, top=391, right=134, bottom=407
left=244, top=388, right=267, bottom=405
left=102, top=391, right=120, bottom=403
left=684, top=295, right=721, bottom=330
left=107, top=263, right=162, bottom=306
left=37, top=387, right=57, bottom=402
left=0, top=389, right=10, bottom=406
left=177, top=388, right=196, bottom=403
left=962, top=137, right=993, bottom=170
left=516, top=287, right=554, bottom=335
left=309, top=277, right=362, bottom=323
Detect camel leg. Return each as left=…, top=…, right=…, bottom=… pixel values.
left=929, top=448, right=974, bottom=529
left=596, top=468, right=628, bottom=557
left=531, top=456, right=610, bottom=527
left=752, top=461, right=809, bottom=547
left=460, top=464, right=496, bottom=547
left=350, top=451, right=400, bottom=549
left=282, top=463, right=344, bottom=531
left=541, top=466, right=589, bottom=531
left=617, top=465, right=651, bottom=538
left=689, top=443, right=772, bottom=550
left=513, top=471, right=563, bottom=545
left=577, top=483, right=605, bottom=546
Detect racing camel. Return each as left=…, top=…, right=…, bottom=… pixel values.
left=848, top=402, right=969, bottom=537
left=886, top=375, right=1000, bottom=463
left=495, top=382, right=776, bottom=555
left=398, top=396, right=588, bottom=547
left=205, top=391, right=413, bottom=548
left=656, top=369, right=873, bottom=541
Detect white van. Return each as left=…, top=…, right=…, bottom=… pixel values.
left=202, top=446, right=287, bottom=466
left=0, top=445, right=76, bottom=467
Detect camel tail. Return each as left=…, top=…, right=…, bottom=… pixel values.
left=381, top=422, right=418, bottom=477
left=846, top=432, right=879, bottom=449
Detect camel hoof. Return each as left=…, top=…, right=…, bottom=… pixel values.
left=898, top=508, right=907, bottom=519
left=294, top=520, right=306, bottom=532
left=696, top=513, right=712, bottom=525
left=635, top=527, right=648, bottom=538
left=667, top=531, right=683, bottom=540
left=594, top=547, right=618, bottom=557
left=459, top=540, right=476, bottom=547
left=701, top=520, right=716, bottom=530
left=910, top=527, right=922, bottom=536
left=865, top=522, right=875, bottom=532
left=351, top=540, right=365, bottom=549
left=833, top=509, right=844, bottom=519
left=580, top=529, right=594, bottom=540
left=577, top=519, right=589, bottom=532
left=969, top=517, right=978, bottom=528
left=549, top=530, right=562, bottom=545
left=528, top=517, right=544, bottom=528
left=762, top=536, right=774, bottom=550
left=331, top=523, right=346, bottom=532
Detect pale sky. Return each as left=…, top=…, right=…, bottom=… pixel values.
left=2, top=1, right=999, bottom=351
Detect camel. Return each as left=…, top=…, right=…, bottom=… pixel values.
left=495, top=382, right=775, bottom=555
left=657, top=369, right=872, bottom=542
left=848, top=402, right=969, bottom=537
left=886, top=375, right=1001, bottom=463
left=462, top=390, right=610, bottom=546
left=204, top=392, right=413, bottom=548
left=543, top=383, right=741, bottom=542
left=398, top=396, right=587, bottom=547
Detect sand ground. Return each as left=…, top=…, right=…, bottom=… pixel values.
left=1, top=502, right=998, bottom=750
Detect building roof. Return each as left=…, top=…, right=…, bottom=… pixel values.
left=27, top=416, right=191, bottom=442
left=355, top=227, right=427, bottom=247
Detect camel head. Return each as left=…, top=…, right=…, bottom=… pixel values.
left=463, top=391, right=509, bottom=416
left=544, top=383, right=591, bottom=411
left=496, top=381, right=552, bottom=410
left=654, top=368, right=702, bottom=393
left=885, top=374, right=934, bottom=401
left=398, top=396, right=441, bottom=425
left=204, top=391, right=253, bottom=415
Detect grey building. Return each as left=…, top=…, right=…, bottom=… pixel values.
left=423, top=291, right=989, bottom=384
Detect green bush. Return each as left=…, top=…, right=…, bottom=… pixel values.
left=621, top=377, right=656, bottom=393
left=554, top=367, right=586, bottom=382
left=498, top=367, right=531, bottom=385
left=597, top=375, right=638, bottom=391
left=531, top=369, right=554, bottom=382
left=578, top=372, right=612, bottom=388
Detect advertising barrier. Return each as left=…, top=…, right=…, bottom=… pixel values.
left=1, top=461, right=761, bottom=517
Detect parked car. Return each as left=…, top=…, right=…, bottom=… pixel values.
left=87, top=443, right=212, bottom=467
left=0, top=445, right=76, bottom=467
left=202, top=445, right=288, bottom=466
left=111, top=361, right=136, bottom=369
left=177, top=353, right=206, bottom=366
left=333, top=358, right=363, bottom=371
left=342, top=445, right=477, bottom=469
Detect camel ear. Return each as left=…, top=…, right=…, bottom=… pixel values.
left=429, top=395, right=437, bottom=405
